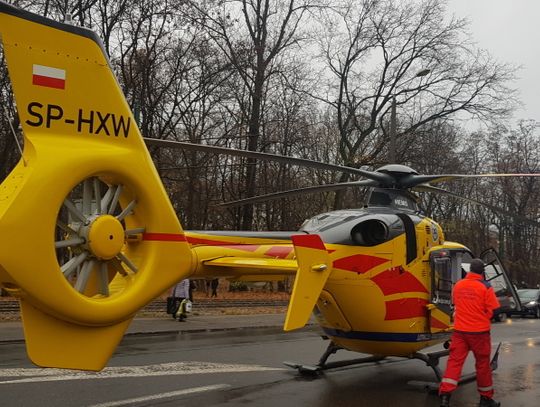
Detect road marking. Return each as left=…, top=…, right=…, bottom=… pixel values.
left=0, top=361, right=283, bottom=385
left=88, top=384, right=230, bottom=407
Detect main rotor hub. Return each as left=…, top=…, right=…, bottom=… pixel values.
left=84, top=215, right=125, bottom=260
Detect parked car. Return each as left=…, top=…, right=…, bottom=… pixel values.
left=492, top=295, right=516, bottom=322
left=510, top=289, right=540, bottom=319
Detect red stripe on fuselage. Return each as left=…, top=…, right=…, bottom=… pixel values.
left=187, top=236, right=233, bottom=246
left=384, top=298, right=428, bottom=320
left=264, top=246, right=293, bottom=258
left=333, top=254, right=389, bottom=274
left=430, top=316, right=449, bottom=330
left=142, top=233, right=186, bottom=242
left=371, top=267, right=428, bottom=295
left=186, top=236, right=259, bottom=252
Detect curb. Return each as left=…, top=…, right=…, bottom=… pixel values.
left=0, top=322, right=316, bottom=345
left=123, top=324, right=290, bottom=338
left=0, top=327, right=260, bottom=345
left=0, top=299, right=290, bottom=314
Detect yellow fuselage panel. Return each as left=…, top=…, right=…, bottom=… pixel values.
left=186, top=220, right=452, bottom=356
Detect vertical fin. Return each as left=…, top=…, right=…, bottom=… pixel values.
left=284, top=235, right=332, bottom=331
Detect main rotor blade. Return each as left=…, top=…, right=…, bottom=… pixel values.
left=143, top=138, right=392, bottom=184
left=414, top=184, right=540, bottom=226
left=403, top=172, right=540, bottom=188
left=217, top=180, right=379, bottom=208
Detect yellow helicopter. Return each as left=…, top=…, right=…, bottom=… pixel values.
left=0, top=2, right=536, bottom=383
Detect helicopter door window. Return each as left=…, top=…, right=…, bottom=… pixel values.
left=484, top=264, right=508, bottom=296
left=479, top=249, right=521, bottom=313
left=461, top=251, right=516, bottom=299
left=431, top=255, right=453, bottom=312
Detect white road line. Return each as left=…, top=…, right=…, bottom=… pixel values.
left=0, top=361, right=283, bottom=385
left=88, top=384, right=230, bottom=407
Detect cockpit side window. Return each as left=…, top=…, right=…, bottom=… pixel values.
left=430, top=250, right=471, bottom=313
left=431, top=256, right=453, bottom=308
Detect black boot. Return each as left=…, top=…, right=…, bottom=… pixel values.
left=479, top=396, right=500, bottom=407
left=440, top=393, right=451, bottom=407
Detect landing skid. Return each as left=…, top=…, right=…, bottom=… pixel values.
left=284, top=339, right=502, bottom=390
left=284, top=341, right=385, bottom=376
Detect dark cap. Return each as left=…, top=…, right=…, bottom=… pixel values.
left=470, top=259, right=485, bottom=274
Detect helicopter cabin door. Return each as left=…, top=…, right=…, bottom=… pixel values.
left=479, top=248, right=522, bottom=315
left=427, top=248, right=521, bottom=333
left=427, top=249, right=461, bottom=333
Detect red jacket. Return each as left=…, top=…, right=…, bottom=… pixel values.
left=452, top=272, right=501, bottom=333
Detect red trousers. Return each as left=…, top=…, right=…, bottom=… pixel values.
left=439, top=331, right=494, bottom=398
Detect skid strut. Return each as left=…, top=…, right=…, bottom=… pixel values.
left=284, top=340, right=385, bottom=376
left=410, top=349, right=449, bottom=382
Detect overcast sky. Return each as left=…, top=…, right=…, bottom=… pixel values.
left=447, top=0, right=540, bottom=126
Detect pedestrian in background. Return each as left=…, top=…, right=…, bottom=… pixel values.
left=173, top=279, right=190, bottom=322
left=211, top=278, right=219, bottom=298
left=439, top=259, right=501, bottom=407
left=189, top=280, right=197, bottom=302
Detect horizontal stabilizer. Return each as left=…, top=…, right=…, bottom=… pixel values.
left=284, top=235, right=331, bottom=331
left=202, top=257, right=297, bottom=275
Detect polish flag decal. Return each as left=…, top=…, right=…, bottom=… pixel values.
left=32, top=64, right=66, bottom=89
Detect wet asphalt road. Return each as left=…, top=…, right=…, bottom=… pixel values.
left=0, top=317, right=539, bottom=407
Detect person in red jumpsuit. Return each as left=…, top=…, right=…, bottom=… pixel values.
left=439, top=258, right=501, bottom=407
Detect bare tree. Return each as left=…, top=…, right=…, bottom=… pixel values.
left=187, top=0, right=320, bottom=229
left=14, top=0, right=99, bottom=24
left=0, top=50, right=20, bottom=182
left=312, top=0, right=517, bottom=208
left=486, top=121, right=540, bottom=286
